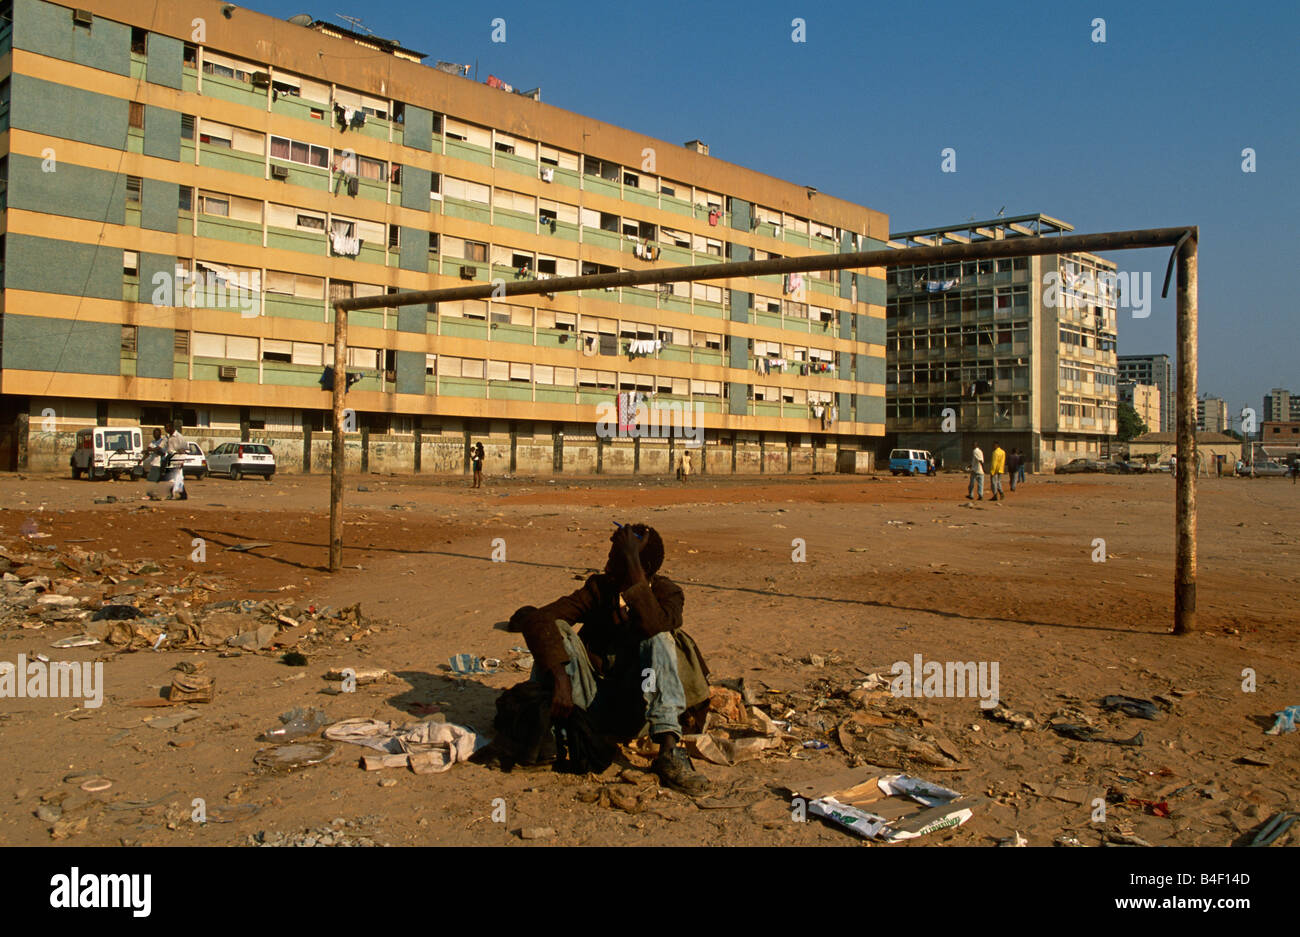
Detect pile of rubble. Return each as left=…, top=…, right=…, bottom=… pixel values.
left=247, top=816, right=383, bottom=847
left=0, top=537, right=385, bottom=655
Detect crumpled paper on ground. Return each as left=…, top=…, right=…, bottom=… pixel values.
left=324, top=717, right=486, bottom=773
left=685, top=706, right=798, bottom=766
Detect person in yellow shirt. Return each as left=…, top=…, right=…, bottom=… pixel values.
left=988, top=442, right=1006, bottom=501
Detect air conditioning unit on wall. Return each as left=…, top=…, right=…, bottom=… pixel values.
left=270, top=165, right=289, bottom=180
left=218, top=366, right=237, bottom=380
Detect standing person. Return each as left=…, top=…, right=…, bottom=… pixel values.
left=680, top=449, right=692, bottom=482
left=1017, top=448, right=1027, bottom=485
left=1007, top=448, right=1020, bottom=491
left=163, top=421, right=188, bottom=501
left=928, top=454, right=937, bottom=477
left=1169, top=453, right=1177, bottom=478
left=1290, top=461, right=1298, bottom=485
left=471, top=441, right=485, bottom=489
left=143, top=428, right=165, bottom=484
left=988, top=442, right=1006, bottom=501
left=966, top=443, right=985, bottom=501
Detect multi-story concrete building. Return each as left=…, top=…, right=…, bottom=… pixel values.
left=0, top=0, right=890, bottom=475
left=885, top=214, right=1118, bottom=471
left=1119, top=381, right=1161, bottom=433
left=1263, top=388, right=1300, bottom=424
left=1196, top=395, right=1228, bottom=434
left=1118, top=353, right=1174, bottom=437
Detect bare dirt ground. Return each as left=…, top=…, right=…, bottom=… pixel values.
left=0, top=467, right=1296, bottom=847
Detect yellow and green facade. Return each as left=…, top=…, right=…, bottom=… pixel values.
left=0, top=0, right=889, bottom=474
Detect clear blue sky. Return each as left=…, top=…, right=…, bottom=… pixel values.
left=252, top=0, right=1298, bottom=424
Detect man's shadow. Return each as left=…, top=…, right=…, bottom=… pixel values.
left=388, top=669, right=505, bottom=733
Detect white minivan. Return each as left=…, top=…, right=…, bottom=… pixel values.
left=70, top=426, right=144, bottom=480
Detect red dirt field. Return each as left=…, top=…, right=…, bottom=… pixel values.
left=0, top=468, right=1295, bottom=847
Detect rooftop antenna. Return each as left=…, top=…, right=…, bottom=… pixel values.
left=997, top=206, right=1006, bottom=217
left=335, top=13, right=373, bottom=34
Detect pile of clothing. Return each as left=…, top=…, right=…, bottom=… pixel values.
left=755, top=357, right=788, bottom=375
left=783, top=273, right=804, bottom=295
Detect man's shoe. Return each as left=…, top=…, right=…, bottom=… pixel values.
left=652, top=747, right=710, bottom=796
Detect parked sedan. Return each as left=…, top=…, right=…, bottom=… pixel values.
left=1054, top=458, right=1107, bottom=474
left=1237, top=460, right=1290, bottom=477
left=172, top=442, right=208, bottom=479
left=1105, top=459, right=1149, bottom=474
left=207, top=442, right=276, bottom=480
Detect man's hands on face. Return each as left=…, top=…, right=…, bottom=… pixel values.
left=608, top=525, right=646, bottom=591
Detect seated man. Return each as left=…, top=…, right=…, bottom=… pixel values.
left=503, top=523, right=711, bottom=795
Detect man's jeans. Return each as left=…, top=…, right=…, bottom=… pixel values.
left=989, top=473, right=1004, bottom=497
left=1017, top=464, right=1026, bottom=484
left=532, top=620, right=687, bottom=738
left=967, top=471, right=984, bottom=498
left=1009, top=469, right=1017, bottom=491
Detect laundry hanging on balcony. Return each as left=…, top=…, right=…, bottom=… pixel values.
left=330, top=231, right=361, bottom=257
left=626, top=339, right=663, bottom=358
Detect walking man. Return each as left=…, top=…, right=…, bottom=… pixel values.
left=1007, top=448, right=1020, bottom=491
left=471, top=441, right=485, bottom=488
left=967, top=443, right=985, bottom=501
left=163, top=421, right=188, bottom=501
left=988, top=441, right=1006, bottom=501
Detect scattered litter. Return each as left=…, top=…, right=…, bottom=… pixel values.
left=225, top=542, right=273, bottom=553
left=999, top=831, right=1028, bottom=847
left=145, top=710, right=201, bottom=730
left=1249, top=811, right=1298, bottom=847
left=1054, top=833, right=1083, bottom=847
left=519, top=827, right=555, bottom=841
left=985, top=704, right=1035, bottom=731
left=448, top=653, right=497, bottom=675
left=91, top=605, right=140, bottom=621
left=1099, top=695, right=1162, bottom=720
left=50, top=634, right=101, bottom=648
left=799, top=771, right=981, bottom=842
left=253, top=741, right=338, bottom=770
left=281, top=652, right=308, bottom=667
left=260, top=707, right=329, bottom=742
left=1052, top=724, right=1144, bottom=746
left=324, top=717, right=485, bottom=773
left=1264, top=705, right=1300, bottom=736
left=167, top=673, right=214, bottom=704
left=324, top=666, right=389, bottom=685
left=1105, top=830, right=1154, bottom=847
left=79, top=778, right=112, bottom=793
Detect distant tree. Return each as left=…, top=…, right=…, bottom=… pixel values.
left=1117, top=402, right=1148, bottom=442
left=1222, top=428, right=1243, bottom=441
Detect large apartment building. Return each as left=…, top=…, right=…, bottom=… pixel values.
left=1263, top=388, right=1300, bottom=424
left=885, top=214, right=1119, bottom=471
left=1118, top=353, right=1174, bottom=438
left=1196, top=395, right=1228, bottom=434
left=0, top=0, right=889, bottom=474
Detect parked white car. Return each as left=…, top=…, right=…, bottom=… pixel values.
left=172, top=442, right=209, bottom=479
left=207, top=442, right=276, bottom=480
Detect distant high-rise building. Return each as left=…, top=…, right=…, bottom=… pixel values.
left=1119, top=382, right=1161, bottom=433
left=1119, top=354, right=1174, bottom=436
left=886, top=214, right=1119, bottom=471
left=1263, top=388, right=1300, bottom=423
left=1197, top=395, right=1228, bottom=434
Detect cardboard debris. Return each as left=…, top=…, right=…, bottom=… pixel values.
left=798, top=770, right=982, bottom=842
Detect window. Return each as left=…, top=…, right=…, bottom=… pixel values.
left=181, top=114, right=195, bottom=140
left=120, top=326, right=138, bottom=352
left=462, top=240, right=487, bottom=262
left=179, top=186, right=193, bottom=212
left=183, top=43, right=197, bottom=68
left=123, top=251, right=139, bottom=278
left=358, top=155, right=386, bottom=181
left=387, top=225, right=400, bottom=250
left=296, top=213, right=324, bottom=231
left=131, top=27, right=147, bottom=55
left=262, top=339, right=292, bottom=364
left=270, top=135, right=328, bottom=168
left=174, top=331, right=190, bottom=355
left=126, top=176, right=142, bottom=205
left=128, top=102, right=144, bottom=129
left=428, top=233, right=439, bottom=256
left=198, top=192, right=229, bottom=216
